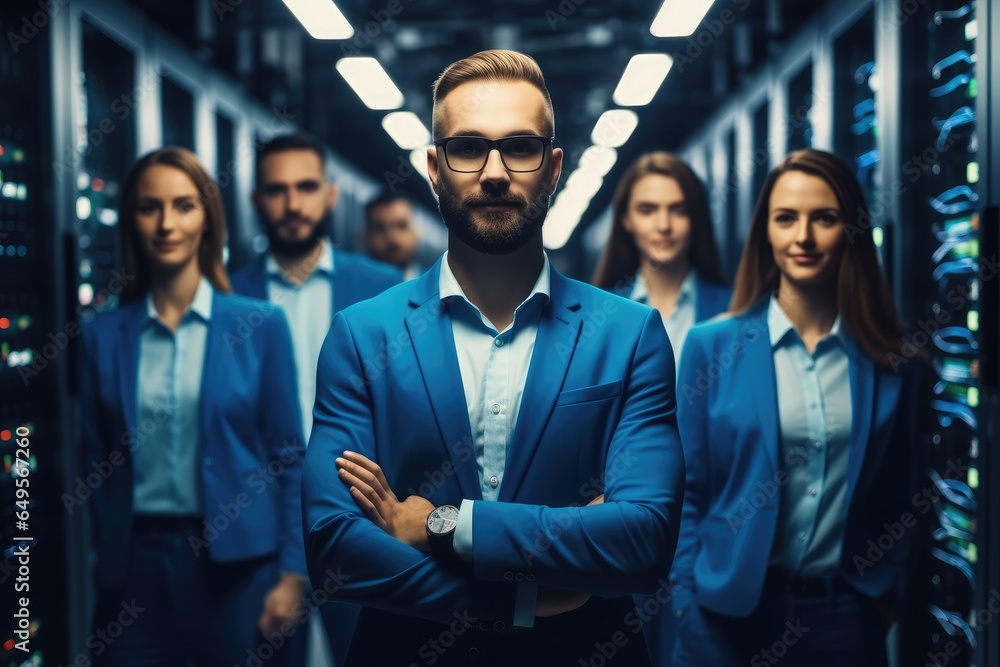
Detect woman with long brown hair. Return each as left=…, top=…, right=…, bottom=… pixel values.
left=593, top=152, right=730, bottom=365
left=593, top=152, right=730, bottom=666
left=79, top=147, right=306, bottom=665
left=669, top=149, right=921, bottom=666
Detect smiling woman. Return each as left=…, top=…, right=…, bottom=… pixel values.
left=118, top=146, right=231, bottom=304
left=669, top=149, right=925, bottom=667
left=79, top=145, right=309, bottom=665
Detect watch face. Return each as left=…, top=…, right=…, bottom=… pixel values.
left=428, top=505, right=459, bottom=536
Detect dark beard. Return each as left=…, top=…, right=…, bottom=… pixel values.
left=437, top=178, right=552, bottom=255
left=265, top=218, right=327, bottom=258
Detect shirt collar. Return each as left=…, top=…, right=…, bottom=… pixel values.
left=438, top=251, right=552, bottom=311
left=629, top=270, right=696, bottom=305
left=145, top=276, right=214, bottom=325
left=767, top=293, right=846, bottom=350
left=266, top=240, right=334, bottom=281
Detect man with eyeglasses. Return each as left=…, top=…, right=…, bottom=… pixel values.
left=302, top=49, right=683, bottom=666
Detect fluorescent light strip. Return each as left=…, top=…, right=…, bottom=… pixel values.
left=591, top=110, right=639, bottom=148
left=409, top=147, right=433, bottom=184
left=283, top=0, right=354, bottom=39
left=577, top=146, right=618, bottom=177
left=650, top=0, right=717, bottom=37
left=336, top=57, right=404, bottom=110
left=382, top=112, right=431, bottom=150
left=613, top=54, right=673, bottom=106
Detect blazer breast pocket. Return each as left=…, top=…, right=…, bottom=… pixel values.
left=554, top=380, right=623, bottom=407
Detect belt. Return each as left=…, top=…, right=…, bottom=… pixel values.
left=132, top=514, right=203, bottom=533
left=763, top=567, right=854, bottom=598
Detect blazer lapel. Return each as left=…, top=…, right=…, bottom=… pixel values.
left=332, top=252, right=360, bottom=315
left=846, top=345, right=876, bottom=498
left=747, top=302, right=780, bottom=476
left=499, top=271, right=582, bottom=502
left=248, top=258, right=269, bottom=300
left=116, top=304, right=144, bottom=448
left=197, top=297, right=225, bottom=458
left=405, top=261, right=480, bottom=500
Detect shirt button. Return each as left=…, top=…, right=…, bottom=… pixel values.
left=490, top=476, right=499, bottom=488
left=203, top=456, right=213, bottom=465
left=812, top=441, right=823, bottom=451
left=798, top=532, right=808, bottom=542
left=494, top=338, right=504, bottom=347
left=808, top=487, right=818, bottom=496
left=491, top=404, right=501, bottom=415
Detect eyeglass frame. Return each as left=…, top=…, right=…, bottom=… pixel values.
left=434, top=135, right=555, bottom=173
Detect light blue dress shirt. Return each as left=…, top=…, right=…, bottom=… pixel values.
left=766, top=295, right=853, bottom=577
left=630, top=270, right=696, bottom=364
left=441, top=251, right=550, bottom=627
left=133, top=277, right=213, bottom=516
left=266, top=241, right=334, bottom=438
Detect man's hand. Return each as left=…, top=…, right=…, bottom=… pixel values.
left=535, top=494, right=603, bottom=617
left=258, top=573, right=306, bottom=634
left=336, top=450, right=435, bottom=552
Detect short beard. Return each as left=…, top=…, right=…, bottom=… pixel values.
left=437, top=176, right=552, bottom=255
left=265, top=218, right=327, bottom=258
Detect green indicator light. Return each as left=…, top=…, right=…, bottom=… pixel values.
left=968, top=77, right=977, bottom=99
left=969, top=467, right=979, bottom=489
left=968, top=310, right=978, bottom=331
left=967, top=161, right=979, bottom=184
left=968, top=543, right=978, bottom=564
left=873, top=227, right=884, bottom=247
left=968, top=387, right=979, bottom=408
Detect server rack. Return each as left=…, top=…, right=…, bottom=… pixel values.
left=667, top=0, right=997, bottom=664
left=0, top=7, right=69, bottom=665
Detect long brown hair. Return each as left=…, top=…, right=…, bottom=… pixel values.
left=119, top=146, right=231, bottom=302
left=729, top=148, right=905, bottom=365
left=592, top=152, right=726, bottom=289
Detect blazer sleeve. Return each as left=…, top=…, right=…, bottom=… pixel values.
left=669, top=326, right=712, bottom=592
left=302, top=312, right=518, bottom=625
left=258, top=310, right=308, bottom=575
left=465, top=309, right=684, bottom=597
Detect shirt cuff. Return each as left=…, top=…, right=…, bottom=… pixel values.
left=513, top=583, right=538, bottom=628
left=453, top=499, right=475, bottom=563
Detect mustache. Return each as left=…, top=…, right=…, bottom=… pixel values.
left=462, top=193, right=527, bottom=208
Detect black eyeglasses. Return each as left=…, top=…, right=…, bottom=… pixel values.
left=435, top=135, right=553, bottom=173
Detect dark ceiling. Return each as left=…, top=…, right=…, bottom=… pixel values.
left=131, top=0, right=822, bottom=234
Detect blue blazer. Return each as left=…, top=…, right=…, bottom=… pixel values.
left=671, top=298, right=921, bottom=617
left=302, top=258, right=685, bottom=630
left=78, top=292, right=306, bottom=590
left=228, top=248, right=402, bottom=309
left=610, top=272, right=732, bottom=323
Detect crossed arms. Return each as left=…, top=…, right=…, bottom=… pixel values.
left=301, top=309, right=684, bottom=625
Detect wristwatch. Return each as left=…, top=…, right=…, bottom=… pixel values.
left=426, top=504, right=460, bottom=561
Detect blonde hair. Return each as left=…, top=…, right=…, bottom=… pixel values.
left=432, top=49, right=554, bottom=139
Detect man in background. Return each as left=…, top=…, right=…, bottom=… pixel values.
left=230, top=133, right=401, bottom=667
left=362, top=190, right=423, bottom=279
